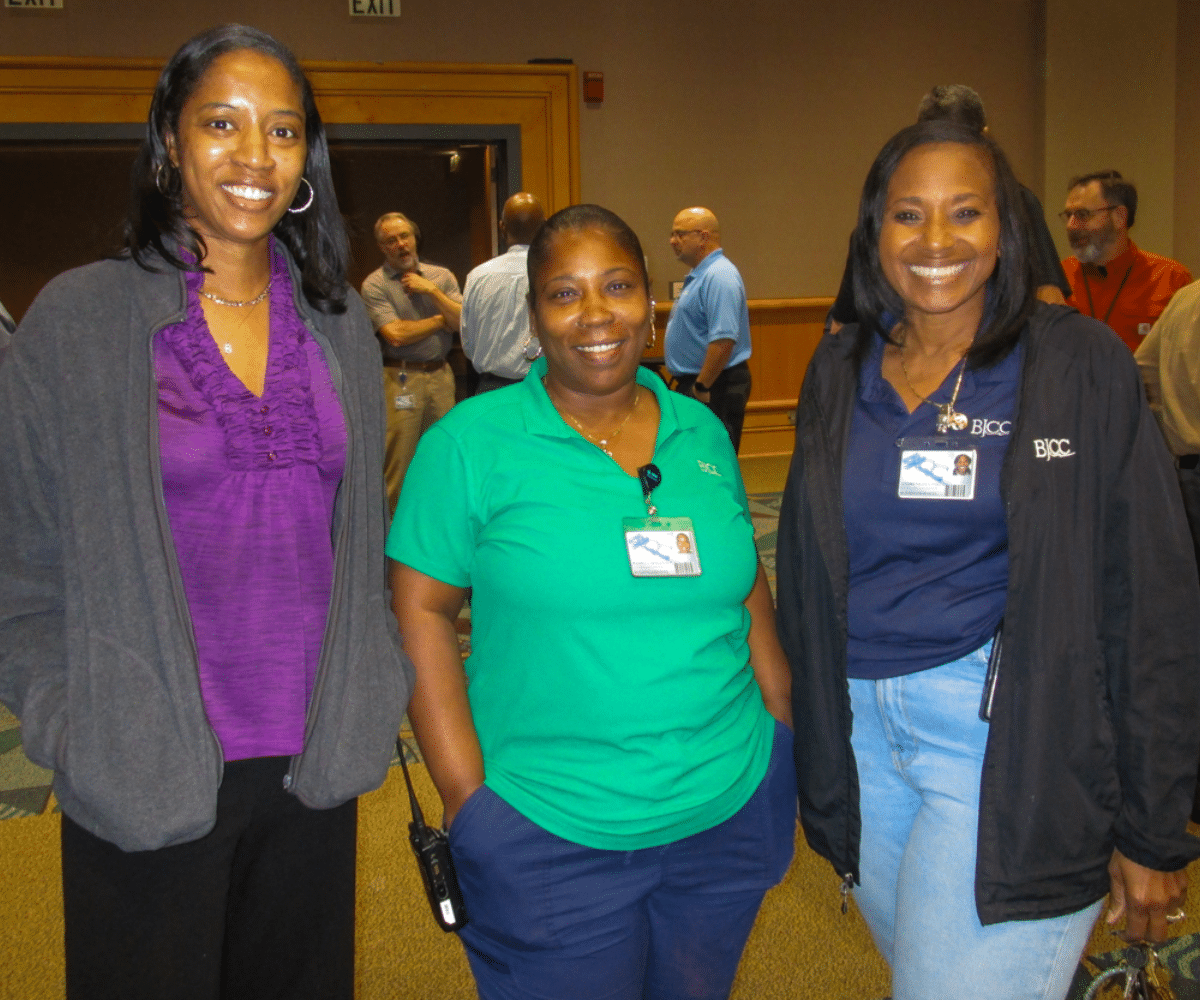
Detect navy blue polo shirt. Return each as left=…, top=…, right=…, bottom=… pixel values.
left=844, top=333, right=1021, bottom=679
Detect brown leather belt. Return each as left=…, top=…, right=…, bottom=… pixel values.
left=383, top=358, right=447, bottom=373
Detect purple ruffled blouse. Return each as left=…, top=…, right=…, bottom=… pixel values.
left=154, top=243, right=347, bottom=762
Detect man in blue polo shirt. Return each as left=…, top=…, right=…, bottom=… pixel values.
left=665, top=207, right=753, bottom=451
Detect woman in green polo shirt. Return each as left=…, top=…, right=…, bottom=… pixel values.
left=388, top=204, right=794, bottom=1000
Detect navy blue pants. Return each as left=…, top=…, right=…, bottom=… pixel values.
left=448, top=721, right=796, bottom=1000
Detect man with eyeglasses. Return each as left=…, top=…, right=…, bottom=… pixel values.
left=1060, top=170, right=1191, bottom=352
left=665, top=207, right=753, bottom=451
left=361, top=211, right=463, bottom=516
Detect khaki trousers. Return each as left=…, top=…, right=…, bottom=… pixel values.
left=383, top=363, right=456, bottom=517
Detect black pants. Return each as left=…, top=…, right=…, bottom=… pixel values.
left=62, top=756, right=357, bottom=1000
left=672, top=361, right=752, bottom=453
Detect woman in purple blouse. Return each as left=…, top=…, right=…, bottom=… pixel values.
left=0, top=25, right=409, bottom=1000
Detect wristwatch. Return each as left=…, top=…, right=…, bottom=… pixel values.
left=693, top=380, right=710, bottom=394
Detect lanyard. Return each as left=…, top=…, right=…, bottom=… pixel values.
left=1081, top=263, right=1134, bottom=326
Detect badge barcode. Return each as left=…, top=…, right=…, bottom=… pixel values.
left=943, top=484, right=969, bottom=498
left=673, top=562, right=699, bottom=576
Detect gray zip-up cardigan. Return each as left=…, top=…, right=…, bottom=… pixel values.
left=0, top=247, right=413, bottom=851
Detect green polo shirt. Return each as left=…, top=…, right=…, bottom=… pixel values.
left=387, top=358, right=773, bottom=850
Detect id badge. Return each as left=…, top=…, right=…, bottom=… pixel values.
left=897, top=436, right=978, bottom=500
left=394, top=393, right=416, bottom=410
left=622, top=516, right=701, bottom=577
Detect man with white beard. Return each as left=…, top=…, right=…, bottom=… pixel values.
left=1060, top=170, right=1191, bottom=352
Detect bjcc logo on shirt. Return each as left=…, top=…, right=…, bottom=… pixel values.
left=970, top=419, right=1011, bottom=437
left=1033, top=438, right=1075, bottom=460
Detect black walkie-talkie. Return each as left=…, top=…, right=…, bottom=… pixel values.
left=396, top=738, right=468, bottom=932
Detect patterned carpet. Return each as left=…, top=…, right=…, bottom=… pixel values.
left=748, top=490, right=782, bottom=597
left=1067, top=934, right=1200, bottom=999
left=0, top=491, right=784, bottom=823
left=0, top=704, right=52, bottom=820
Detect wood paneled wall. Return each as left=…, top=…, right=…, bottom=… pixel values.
left=651, top=297, right=832, bottom=458
left=0, top=57, right=581, bottom=213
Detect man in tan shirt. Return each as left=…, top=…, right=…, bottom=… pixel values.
left=1135, top=277, right=1200, bottom=822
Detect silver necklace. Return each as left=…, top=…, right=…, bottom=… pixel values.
left=200, top=279, right=271, bottom=309
left=899, top=341, right=969, bottom=434
left=201, top=280, right=271, bottom=356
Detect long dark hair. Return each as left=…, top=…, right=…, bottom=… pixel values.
left=849, top=119, right=1036, bottom=369
left=123, top=24, right=349, bottom=313
left=527, top=204, right=649, bottom=303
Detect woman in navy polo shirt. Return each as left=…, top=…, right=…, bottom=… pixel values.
left=777, top=119, right=1200, bottom=1000
left=389, top=205, right=796, bottom=999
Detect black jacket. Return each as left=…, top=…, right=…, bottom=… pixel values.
left=776, top=303, right=1200, bottom=924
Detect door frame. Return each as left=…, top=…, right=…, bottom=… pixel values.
left=0, top=57, right=580, bottom=211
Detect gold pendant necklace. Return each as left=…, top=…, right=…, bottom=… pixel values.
left=551, top=388, right=641, bottom=458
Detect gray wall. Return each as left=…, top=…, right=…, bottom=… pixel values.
left=4, top=1, right=1194, bottom=298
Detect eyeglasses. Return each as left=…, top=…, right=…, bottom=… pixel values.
left=1058, top=205, right=1119, bottom=225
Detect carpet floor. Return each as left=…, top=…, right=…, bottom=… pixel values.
left=6, top=764, right=1199, bottom=999
left=0, top=751, right=895, bottom=1000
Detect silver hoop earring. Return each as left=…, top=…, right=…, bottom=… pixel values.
left=288, top=177, right=315, bottom=214
left=523, top=320, right=542, bottom=361
left=155, top=162, right=173, bottom=196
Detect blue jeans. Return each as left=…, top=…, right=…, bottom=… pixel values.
left=849, top=646, right=1104, bottom=1000
left=447, top=720, right=796, bottom=1000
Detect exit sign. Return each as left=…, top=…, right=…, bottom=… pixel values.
left=5, top=0, right=66, bottom=8
left=349, top=0, right=398, bottom=14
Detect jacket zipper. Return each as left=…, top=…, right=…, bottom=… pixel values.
left=823, top=369, right=860, bottom=904
left=283, top=304, right=353, bottom=792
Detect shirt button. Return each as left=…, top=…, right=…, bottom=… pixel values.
left=267, top=452, right=277, bottom=462
left=259, top=405, right=269, bottom=415
left=263, top=426, right=273, bottom=436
